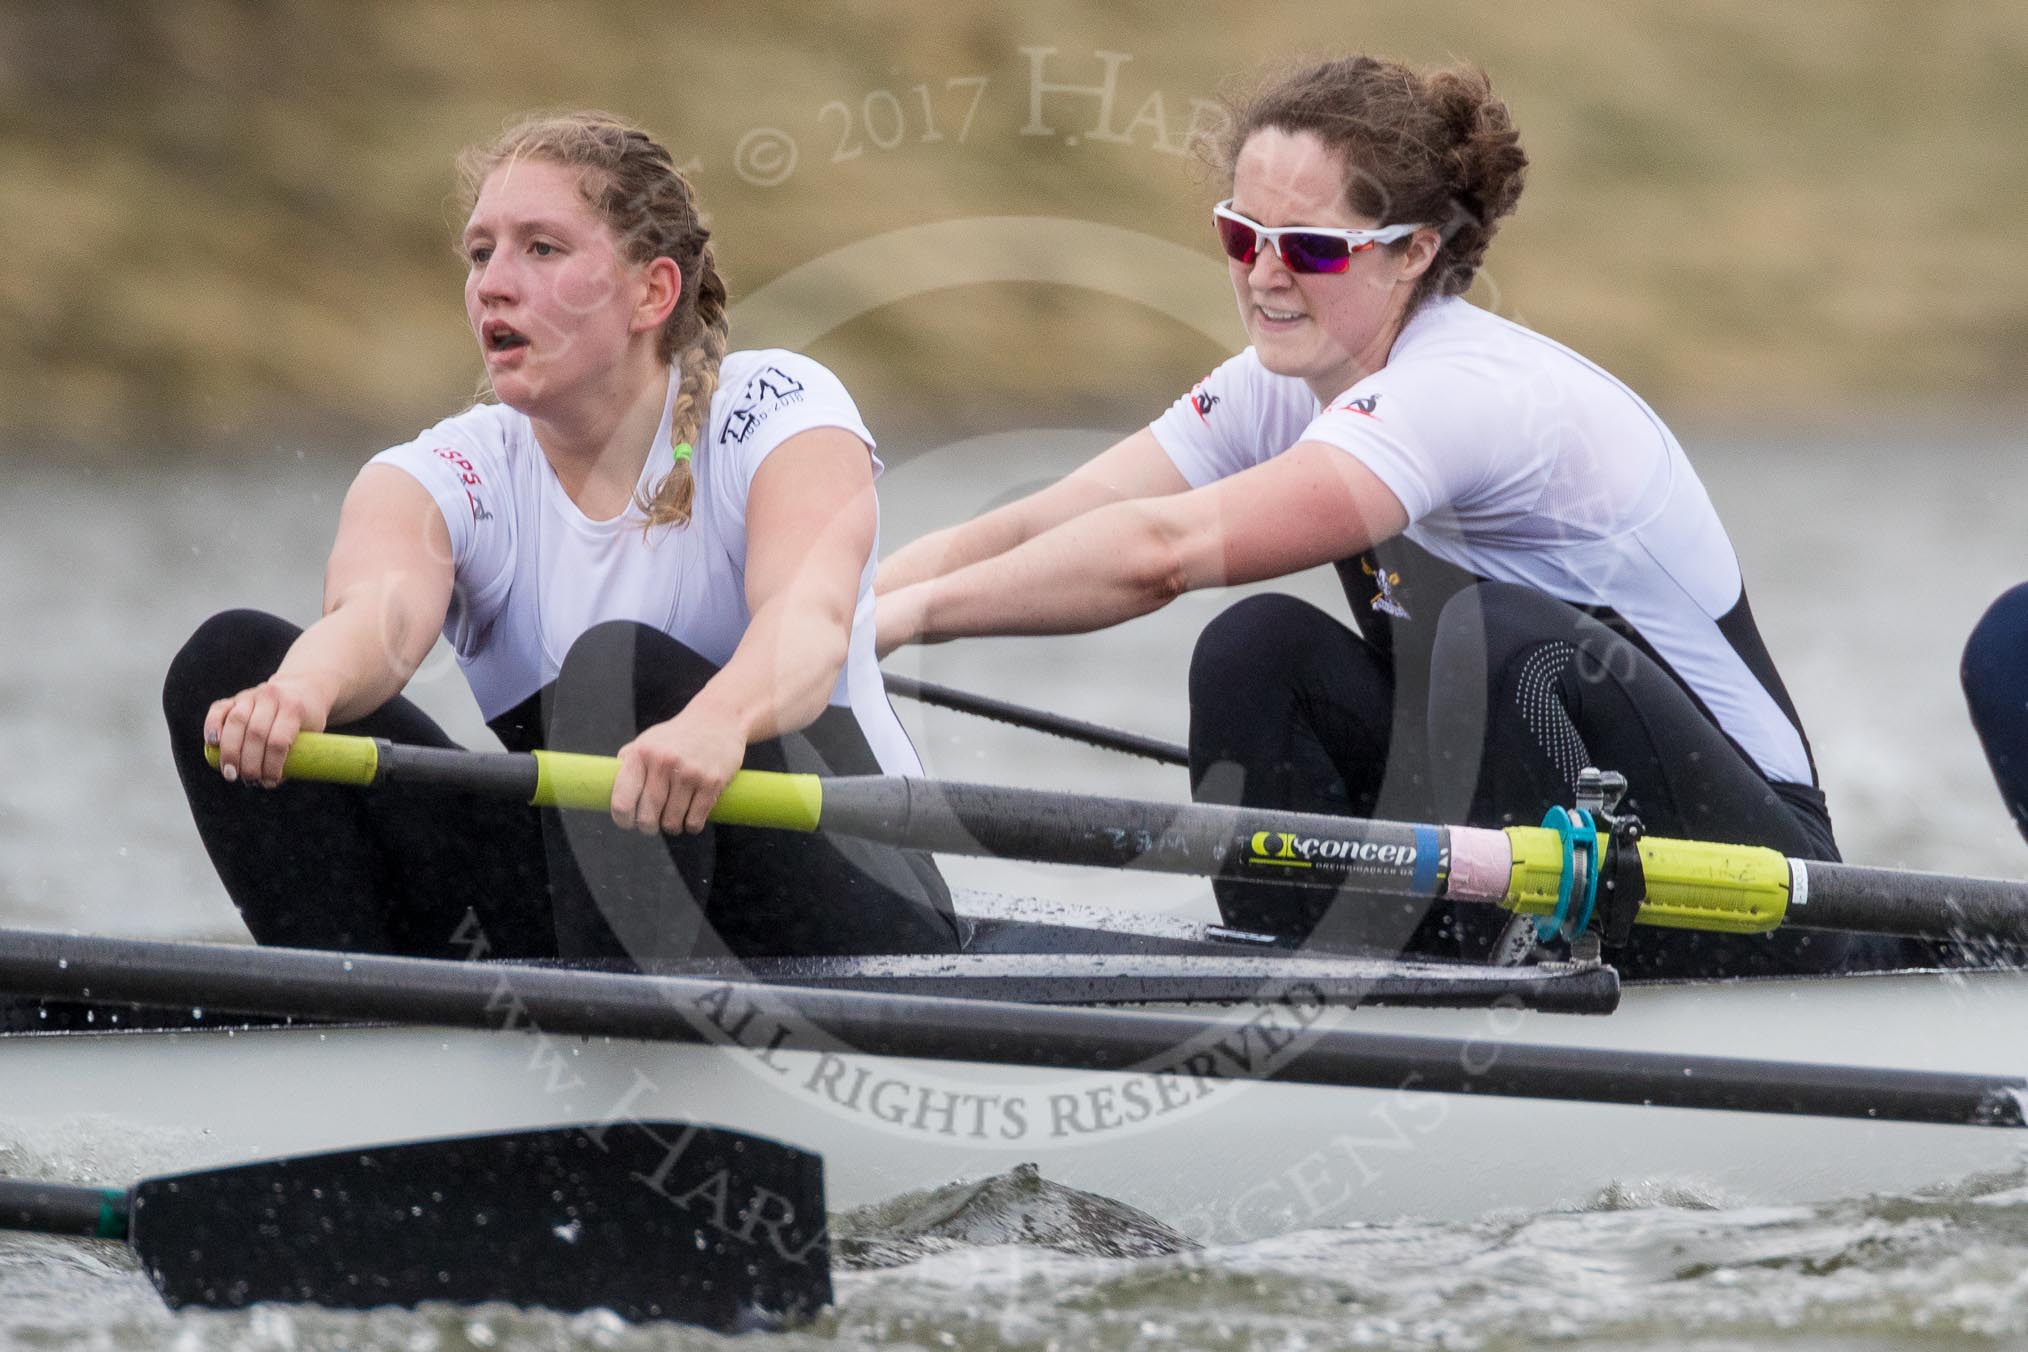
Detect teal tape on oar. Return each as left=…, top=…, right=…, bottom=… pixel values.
left=95, top=1188, right=126, bottom=1240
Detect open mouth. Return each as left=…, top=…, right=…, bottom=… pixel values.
left=482, top=320, right=530, bottom=353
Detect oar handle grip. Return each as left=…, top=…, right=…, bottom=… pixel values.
left=1501, top=824, right=1793, bottom=934
left=1633, top=836, right=1793, bottom=933
left=204, top=731, right=381, bottom=786
left=529, top=747, right=823, bottom=830
left=210, top=732, right=826, bottom=833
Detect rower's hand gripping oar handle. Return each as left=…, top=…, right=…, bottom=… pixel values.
left=531, top=748, right=825, bottom=830
left=204, top=728, right=383, bottom=788
left=205, top=731, right=824, bottom=831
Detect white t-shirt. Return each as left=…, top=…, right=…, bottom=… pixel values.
left=370, top=349, right=921, bottom=774
left=1149, top=297, right=1814, bottom=787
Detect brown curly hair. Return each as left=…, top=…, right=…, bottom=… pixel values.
left=1211, top=56, right=1528, bottom=311
left=457, top=112, right=726, bottom=528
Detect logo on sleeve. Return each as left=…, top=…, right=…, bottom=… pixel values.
left=1191, top=388, right=1220, bottom=422
left=1362, top=557, right=1409, bottom=619
left=1338, top=394, right=1381, bottom=419
left=720, top=366, right=807, bottom=444
left=432, top=446, right=492, bottom=522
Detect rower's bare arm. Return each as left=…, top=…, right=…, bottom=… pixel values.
left=312, top=467, right=458, bottom=715
left=875, top=428, right=1190, bottom=593
left=204, top=466, right=453, bottom=787
left=895, top=440, right=1406, bottom=640
left=610, top=428, right=874, bottom=835
left=721, top=427, right=876, bottom=738
left=1177, top=441, right=1408, bottom=590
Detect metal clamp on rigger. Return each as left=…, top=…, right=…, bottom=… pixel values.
left=1529, top=769, right=1646, bottom=962
left=1568, top=767, right=1646, bottom=952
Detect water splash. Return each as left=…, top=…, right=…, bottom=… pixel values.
left=833, top=1161, right=1199, bottom=1269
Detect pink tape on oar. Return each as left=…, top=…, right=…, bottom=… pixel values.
left=1448, top=827, right=1514, bottom=904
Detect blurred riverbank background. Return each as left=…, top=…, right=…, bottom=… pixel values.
left=10, top=0, right=2026, bottom=456
left=5, top=0, right=2027, bottom=937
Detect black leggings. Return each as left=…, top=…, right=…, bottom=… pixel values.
left=164, top=610, right=959, bottom=963
left=1189, top=583, right=1893, bottom=978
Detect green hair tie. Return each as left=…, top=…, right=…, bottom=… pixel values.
left=671, top=441, right=693, bottom=465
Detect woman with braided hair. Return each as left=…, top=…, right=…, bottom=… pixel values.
left=879, top=56, right=1899, bottom=978
left=166, top=112, right=958, bottom=963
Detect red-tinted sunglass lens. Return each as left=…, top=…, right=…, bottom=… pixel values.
left=1278, top=232, right=1354, bottom=274
left=1215, top=215, right=1261, bottom=264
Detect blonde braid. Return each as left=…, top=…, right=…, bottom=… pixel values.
left=641, top=244, right=730, bottom=528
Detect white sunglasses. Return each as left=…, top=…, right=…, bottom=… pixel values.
left=1213, top=199, right=1425, bottom=273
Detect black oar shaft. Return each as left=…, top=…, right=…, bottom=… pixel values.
left=884, top=675, right=1189, bottom=766
left=822, top=784, right=2028, bottom=946
left=0, top=928, right=2019, bottom=1130
left=817, top=775, right=1449, bottom=895
left=0, top=1179, right=126, bottom=1238
left=377, top=742, right=540, bottom=798
left=1798, top=862, right=2028, bottom=944
left=253, top=735, right=1448, bottom=896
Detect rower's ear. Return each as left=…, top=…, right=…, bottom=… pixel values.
left=634, top=256, right=682, bottom=334
left=1395, top=228, right=1442, bottom=285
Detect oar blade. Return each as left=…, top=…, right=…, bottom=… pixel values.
left=127, top=1122, right=830, bottom=1331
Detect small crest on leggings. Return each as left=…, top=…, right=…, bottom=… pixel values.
left=1363, top=557, right=1410, bottom=620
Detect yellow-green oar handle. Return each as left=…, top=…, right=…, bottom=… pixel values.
left=527, top=749, right=618, bottom=810
left=209, top=731, right=826, bottom=834
left=204, top=731, right=382, bottom=786
left=1501, top=823, right=1793, bottom=934
left=1631, top=836, right=1793, bottom=933
left=529, top=749, right=823, bottom=831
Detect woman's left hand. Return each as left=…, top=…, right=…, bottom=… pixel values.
left=610, top=703, right=749, bottom=835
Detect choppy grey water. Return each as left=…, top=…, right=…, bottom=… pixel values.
left=3, top=426, right=2026, bottom=1349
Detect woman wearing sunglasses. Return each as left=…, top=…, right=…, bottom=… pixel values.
left=167, top=112, right=958, bottom=964
left=879, top=55, right=1890, bottom=978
